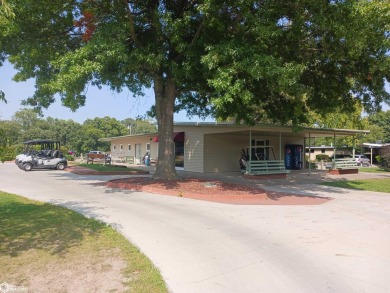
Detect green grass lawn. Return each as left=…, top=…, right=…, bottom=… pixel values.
left=358, top=166, right=390, bottom=173
left=322, top=178, right=390, bottom=193
left=78, top=163, right=144, bottom=172
left=0, top=191, right=167, bottom=292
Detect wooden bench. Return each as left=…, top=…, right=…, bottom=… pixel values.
left=329, top=158, right=358, bottom=175
left=87, top=153, right=111, bottom=165
left=112, top=156, right=126, bottom=163
left=125, top=156, right=135, bottom=164
left=245, top=160, right=290, bottom=175
left=334, top=158, right=358, bottom=169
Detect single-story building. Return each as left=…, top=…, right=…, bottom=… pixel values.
left=361, top=143, right=390, bottom=164
left=101, top=122, right=369, bottom=173
left=305, top=145, right=356, bottom=161
left=305, top=145, right=335, bottom=161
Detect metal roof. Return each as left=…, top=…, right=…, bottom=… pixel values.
left=173, top=122, right=369, bottom=138
left=23, top=139, right=60, bottom=144
left=100, top=122, right=369, bottom=141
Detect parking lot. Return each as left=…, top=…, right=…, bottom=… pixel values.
left=1, top=162, right=390, bottom=292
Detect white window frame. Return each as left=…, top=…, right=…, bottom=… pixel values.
left=251, top=139, right=270, bottom=160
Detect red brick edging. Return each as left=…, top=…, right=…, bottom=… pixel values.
left=328, top=168, right=359, bottom=175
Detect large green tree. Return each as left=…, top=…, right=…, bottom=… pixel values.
left=77, top=116, right=128, bottom=152
left=45, top=117, right=82, bottom=147
left=1, top=109, right=160, bottom=157
left=1, top=1, right=389, bottom=179
left=202, top=0, right=390, bottom=124
left=0, top=119, right=20, bottom=144
left=305, top=102, right=370, bottom=148
left=121, top=117, right=157, bottom=135
left=0, top=0, right=13, bottom=103
left=368, top=110, right=390, bottom=143
left=11, top=109, right=47, bottom=141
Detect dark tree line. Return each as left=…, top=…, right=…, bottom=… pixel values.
left=0, top=109, right=157, bottom=161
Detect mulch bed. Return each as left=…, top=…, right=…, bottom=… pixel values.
left=66, top=165, right=149, bottom=175
left=106, top=177, right=333, bottom=206
left=66, top=166, right=332, bottom=205
left=328, top=169, right=359, bottom=175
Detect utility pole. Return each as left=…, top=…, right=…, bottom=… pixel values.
left=127, top=124, right=132, bottom=135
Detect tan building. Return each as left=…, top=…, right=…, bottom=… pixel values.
left=305, top=145, right=335, bottom=161
left=105, top=133, right=158, bottom=165
left=102, top=122, right=368, bottom=173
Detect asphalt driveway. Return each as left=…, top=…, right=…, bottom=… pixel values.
left=1, top=163, right=389, bottom=293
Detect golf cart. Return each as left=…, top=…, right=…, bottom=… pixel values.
left=15, top=140, right=45, bottom=166
left=17, top=139, right=67, bottom=171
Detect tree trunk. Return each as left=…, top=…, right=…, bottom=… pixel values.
left=153, top=75, right=180, bottom=180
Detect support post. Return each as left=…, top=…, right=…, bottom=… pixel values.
left=308, top=133, right=311, bottom=176
left=248, top=129, right=252, bottom=174
left=279, top=132, right=282, bottom=161
left=371, top=147, right=373, bottom=166
left=333, top=134, right=337, bottom=169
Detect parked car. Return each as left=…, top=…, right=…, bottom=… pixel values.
left=355, top=155, right=370, bottom=166
left=329, top=154, right=352, bottom=160
left=324, top=154, right=353, bottom=168
left=88, top=150, right=102, bottom=154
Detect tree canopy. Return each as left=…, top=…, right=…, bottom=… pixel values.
left=368, top=110, right=390, bottom=143
left=0, top=109, right=157, bottom=155
left=0, top=0, right=13, bottom=103
left=1, top=0, right=389, bottom=179
left=305, top=101, right=370, bottom=148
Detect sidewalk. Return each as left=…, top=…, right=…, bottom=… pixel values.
left=2, top=162, right=389, bottom=293
left=177, top=168, right=390, bottom=187
left=90, top=163, right=390, bottom=205
left=86, top=160, right=390, bottom=187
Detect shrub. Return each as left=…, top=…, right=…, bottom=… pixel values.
left=316, top=154, right=330, bottom=162
left=0, top=145, right=17, bottom=163
left=305, top=155, right=318, bottom=169
left=64, top=154, right=74, bottom=161
left=380, top=153, right=390, bottom=168
left=305, top=161, right=317, bottom=169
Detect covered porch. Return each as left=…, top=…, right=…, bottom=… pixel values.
left=174, top=122, right=369, bottom=176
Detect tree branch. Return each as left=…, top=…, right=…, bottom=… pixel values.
left=123, top=0, right=140, bottom=46
left=190, top=19, right=204, bottom=47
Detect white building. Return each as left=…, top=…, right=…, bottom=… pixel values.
left=101, top=122, right=369, bottom=173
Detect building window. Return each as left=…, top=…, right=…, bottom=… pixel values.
left=146, top=143, right=150, bottom=151
left=120, top=144, right=123, bottom=150
left=250, top=139, right=269, bottom=160
left=113, top=145, right=116, bottom=150
left=128, top=144, right=131, bottom=151
left=321, top=149, right=325, bottom=153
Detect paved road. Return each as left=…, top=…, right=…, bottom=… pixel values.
left=1, top=163, right=390, bottom=293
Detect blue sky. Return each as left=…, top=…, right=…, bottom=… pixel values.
left=0, top=61, right=212, bottom=123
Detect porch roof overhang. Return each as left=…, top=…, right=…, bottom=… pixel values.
left=99, top=132, right=158, bottom=142
left=173, top=122, right=369, bottom=138
left=99, top=122, right=369, bottom=142
left=361, top=143, right=386, bottom=148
